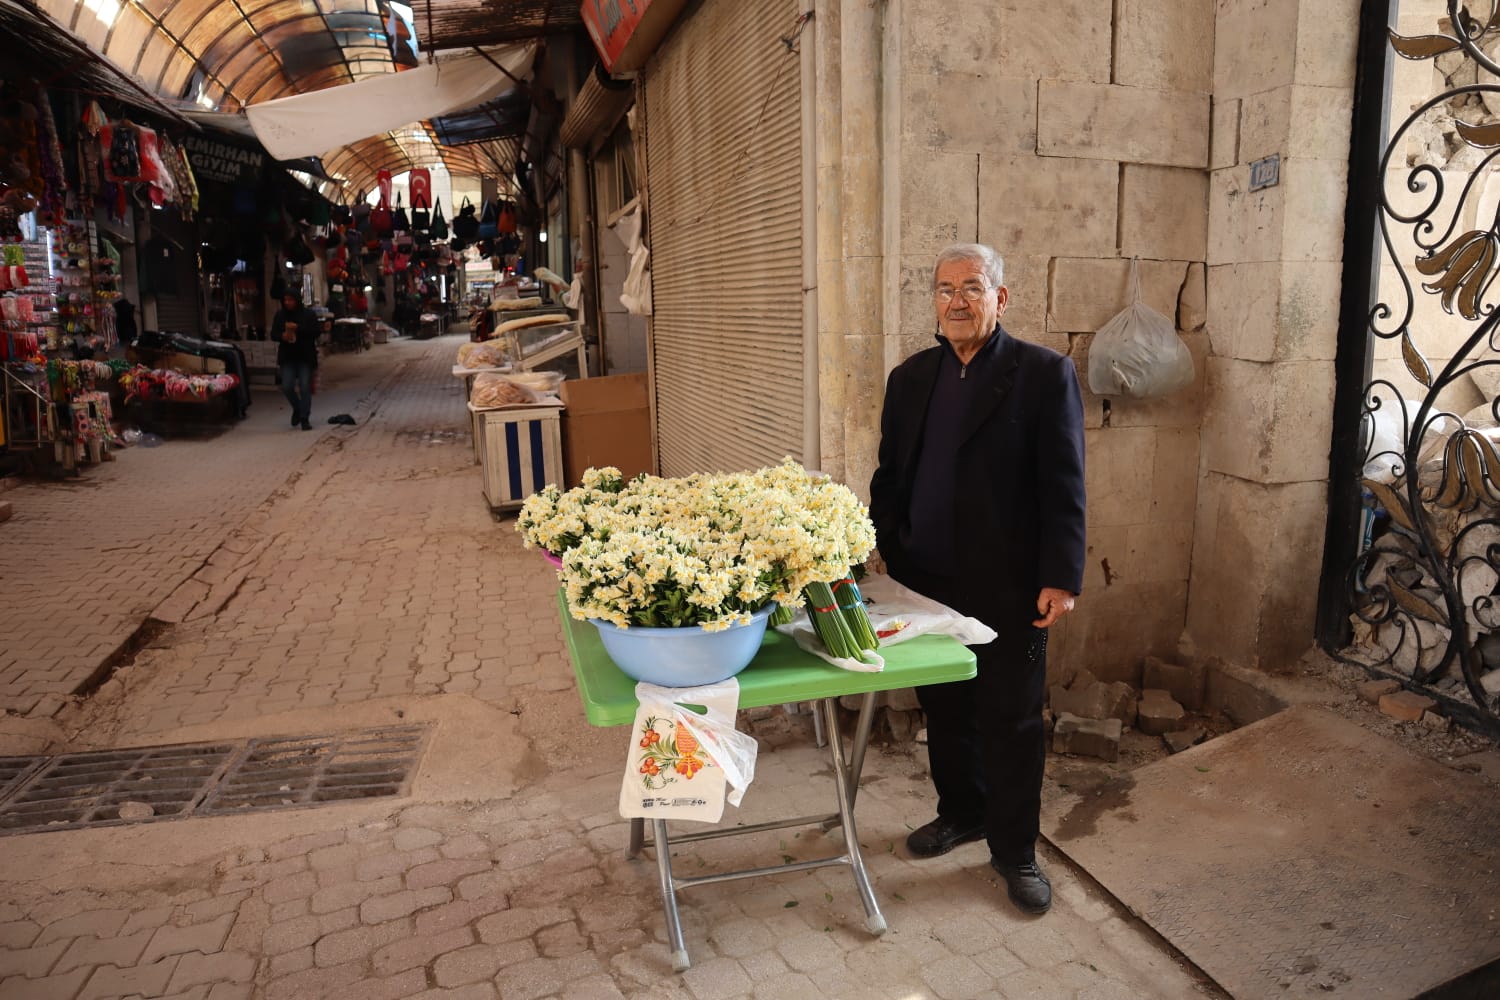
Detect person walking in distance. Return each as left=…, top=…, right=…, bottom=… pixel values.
left=271, top=291, right=319, bottom=430
left=869, top=242, right=1086, bottom=915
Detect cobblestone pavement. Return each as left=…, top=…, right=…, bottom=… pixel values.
left=0, top=333, right=1221, bottom=998
left=0, top=341, right=421, bottom=717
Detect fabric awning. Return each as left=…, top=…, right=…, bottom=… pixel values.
left=246, top=45, right=536, bottom=161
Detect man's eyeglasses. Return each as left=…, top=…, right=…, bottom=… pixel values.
left=935, top=284, right=991, bottom=303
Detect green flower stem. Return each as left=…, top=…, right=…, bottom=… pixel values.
left=832, top=578, right=880, bottom=652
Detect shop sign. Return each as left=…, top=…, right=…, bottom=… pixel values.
left=581, top=0, right=686, bottom=74
left=182, top=134, right=265, bottom=186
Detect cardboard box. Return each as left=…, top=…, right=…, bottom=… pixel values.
left=558, top=373, right=655, bottom=488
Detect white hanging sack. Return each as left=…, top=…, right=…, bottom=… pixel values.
left=1087, top=258, right=1195, bottom=399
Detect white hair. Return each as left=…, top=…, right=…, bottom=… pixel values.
left=932, top=243, right=1004, bottom=288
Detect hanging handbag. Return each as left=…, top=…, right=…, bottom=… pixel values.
left=452, top=197, right=479, bottom=241
left=392, top=193, right=410, bottom=233
left=371, top=170, right=394, bottom=237
left=430, top=197, right=448, bottom=240
left=477, top=199, right=499, bottom=239
left=497, top=201, right=517, bottom=235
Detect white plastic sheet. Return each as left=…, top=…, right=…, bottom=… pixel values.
left=246, top=46, right=536, bottom=161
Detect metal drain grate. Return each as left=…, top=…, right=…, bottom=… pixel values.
left=0, top=726, right=430, bottom=835
left=0, top=756, right=48, bottom=807
left=200, top=726, right=428, bottom=813
left=0, top=743, right=236, bottom=833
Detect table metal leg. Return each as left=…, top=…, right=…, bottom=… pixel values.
left=812, top=702, right=827, bottom=747
left=652, top=819, right=692, bottom=971
left=821, top=697, right=886, bottom=936
left=627, top=817, right=645, bottom=859
left=847, top=691, right=877, bottom=807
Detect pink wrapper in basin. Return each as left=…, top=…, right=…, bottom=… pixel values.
left=542, top=550, right=563, bottom=568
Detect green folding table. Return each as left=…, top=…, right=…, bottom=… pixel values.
left=557, top=593, right=978, bottom=970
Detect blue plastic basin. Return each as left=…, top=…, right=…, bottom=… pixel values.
left=589, top=604, right=775, bottom=687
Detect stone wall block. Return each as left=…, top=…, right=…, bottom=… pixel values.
left=1038, top=82, right=1211, bottom=168
left=1294, top=0, right=1361, bottom=89
left=1120, top=165, right=1210, bottom=262
left=902, top=73, right=1037, bottom=155
left=899, top=150, right=978, bottom=255
left=1058, top=579, right=1189, bottom=685
left=1114, top=0, right=1215, bottom=93
left=1048, top=258, right=1190, bottom=334
left=1149, top=426, right=1202, bottom=525
left=1208, top=166, right=1285, bottom=264
left=1207, top=262, right=1280, bottom=360
left=997, top=253, right=1052, bottom=349
left=1186, top=475, right=1329, bottom=669
left=1180, top=262, right=1207, bottom=332
left=1275, top=260, right=1343, bottom=362
left=978, top=156, right=1119, bottom=259
left=1280, top=158, right=1349, bottom=262
left=904, top=0, right=1112, bottom=82
left=1239, top=87, right=1293, bottom=165
left=1068, top=334, right=1106, bottom=430
left=1084, top=426, right=1157, bottom=528
left=1214, top=0, right=1300, bottom=100
left=1201, top=357, right=1336, bottom=483
left=845, top=333, right=886, bottom=501
left=1210, top=97, right=1240, bottom=170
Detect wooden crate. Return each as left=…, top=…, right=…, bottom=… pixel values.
left=470, top=403, right=563, bottom=511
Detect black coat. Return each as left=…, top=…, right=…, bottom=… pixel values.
left=869, top=324, right=1087, bottom=631
left=271, top=305, right=320, bottom=367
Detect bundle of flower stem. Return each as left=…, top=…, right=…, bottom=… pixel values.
left=802, top=578, right=879, bottom=660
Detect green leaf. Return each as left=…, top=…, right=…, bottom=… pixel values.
left=784, top=900, right=799, bottom=908
left=824, top=892, right=834, bottom=903
left=1195, top=766, right=1211, bottom=773
left=782, top=854, right=795, bottom=864
left=892, top=891, right=907, bottom=902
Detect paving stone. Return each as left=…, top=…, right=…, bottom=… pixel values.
left=370, top=926, right=475, bottom=977
left=408, top=985, right=499, bottom=1000
left=0, top=965, right=91, bottom=1000
left=0, top=920, right=41, bottom=949
left=308, top=844, right=362, bottom=871
left=356, top=850, right=438, bottom=883
left=414, top=894, right=511, bottom=937
left=537, top=921, right=589, bottom=958
left=53, top=929, right=152, bottom=973
left=359, top=886, right=452, bottom=924
left=1142, top=656, right=1207, bottom=711
left=1357, top=678, right=1401, bottom=704
left=1135, top=689, right=1187, bottom=736
left=405, top=857, right=493, bottom=891
left=475, top=906, right=572, bottom=944
left=439, top=834, right=493, bottom=860
left=0, top=937, right=68, bottom=979
left=37, top=909, right=130, bottom=944
left=267, top=830, right=347, bottom=862
left=1163, top=727, right=1207, bottom=754
left=311, top=876, right=401, bottom=915
left=313, top=919, right=411, bottom=968
left=433, top=943, right=526, bottom=987
left=140, top=912, right=235, bottom=964
left=494, top=953, right=603, bottom=1000
left=393, top=827, right=444, bottom=851
left=264, top=960, right=366, bottom=1000
left=1052, top=712, right=1122, bottom=762
left=1380, top=689, right=1438, bottom=722
left=205, top=985, right=252, bottom=1000
left=323, top=968, right=430, bottom=1000
left=166, top=950, right=257, bottom=994
left=261, top=870, right=320, bottom=906
left=79, top=957, right=180, bottom=1000
left=268, top=946, right=314, bottom=977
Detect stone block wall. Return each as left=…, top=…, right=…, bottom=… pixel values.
left=814, top=0, right=1362, bottom=678
left=865, top=0, right=1218, bottom=683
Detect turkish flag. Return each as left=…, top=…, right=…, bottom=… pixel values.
left=409, top=167, right=432, bottom=209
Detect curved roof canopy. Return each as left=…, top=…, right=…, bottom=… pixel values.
left=32, top=0, right=582, bottom=194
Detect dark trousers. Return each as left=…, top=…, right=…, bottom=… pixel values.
left=896, top=566, right=1048, bottom=866
left=279, top=362, right=314, bottom=422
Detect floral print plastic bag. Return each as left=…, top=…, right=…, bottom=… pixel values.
left=619, top=679, right=758, bottom=823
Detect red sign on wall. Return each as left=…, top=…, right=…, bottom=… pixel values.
left=580, top=0, right=653, bottom=73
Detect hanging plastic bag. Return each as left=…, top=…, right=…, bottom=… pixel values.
left=613, top=204, right=652, bottom=316
left=1087, top=258, right=1194, bottom=399
left=619, top=679, right=758, bottom=823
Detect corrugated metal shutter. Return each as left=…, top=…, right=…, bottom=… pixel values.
left=643, top=0, right=803, bottom=477
left=560, top=65, right=635, bottom=150
left=149, top=211, right=201, bottom=335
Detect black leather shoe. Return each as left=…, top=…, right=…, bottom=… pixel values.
left=906, top=817, right=984, bottom=858
left=992, top=858, right=1052, bottom=914
left=290, top=412, right=299, bottom=427
left=300, top=419, right=312, bottom=431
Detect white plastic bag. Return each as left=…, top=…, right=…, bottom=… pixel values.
left=619, top=679, right=758, bottom=822
left=612, top=203, right=652, bottom=316
left=1087, top=258, right=1195, bottom=399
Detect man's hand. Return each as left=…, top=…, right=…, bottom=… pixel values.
left=1033, top=587, right=1076, bottom=628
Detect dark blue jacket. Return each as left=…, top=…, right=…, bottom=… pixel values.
left=869, top=324, right=1087, bottom=631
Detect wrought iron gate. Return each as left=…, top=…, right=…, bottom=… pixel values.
left=1324, top=1, right=1500, bottom=734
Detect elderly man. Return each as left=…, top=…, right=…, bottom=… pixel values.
left=869, top=242, right=1086, bottom=914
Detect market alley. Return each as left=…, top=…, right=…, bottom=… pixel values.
left=0, top=333, right=1216, bottom=1000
